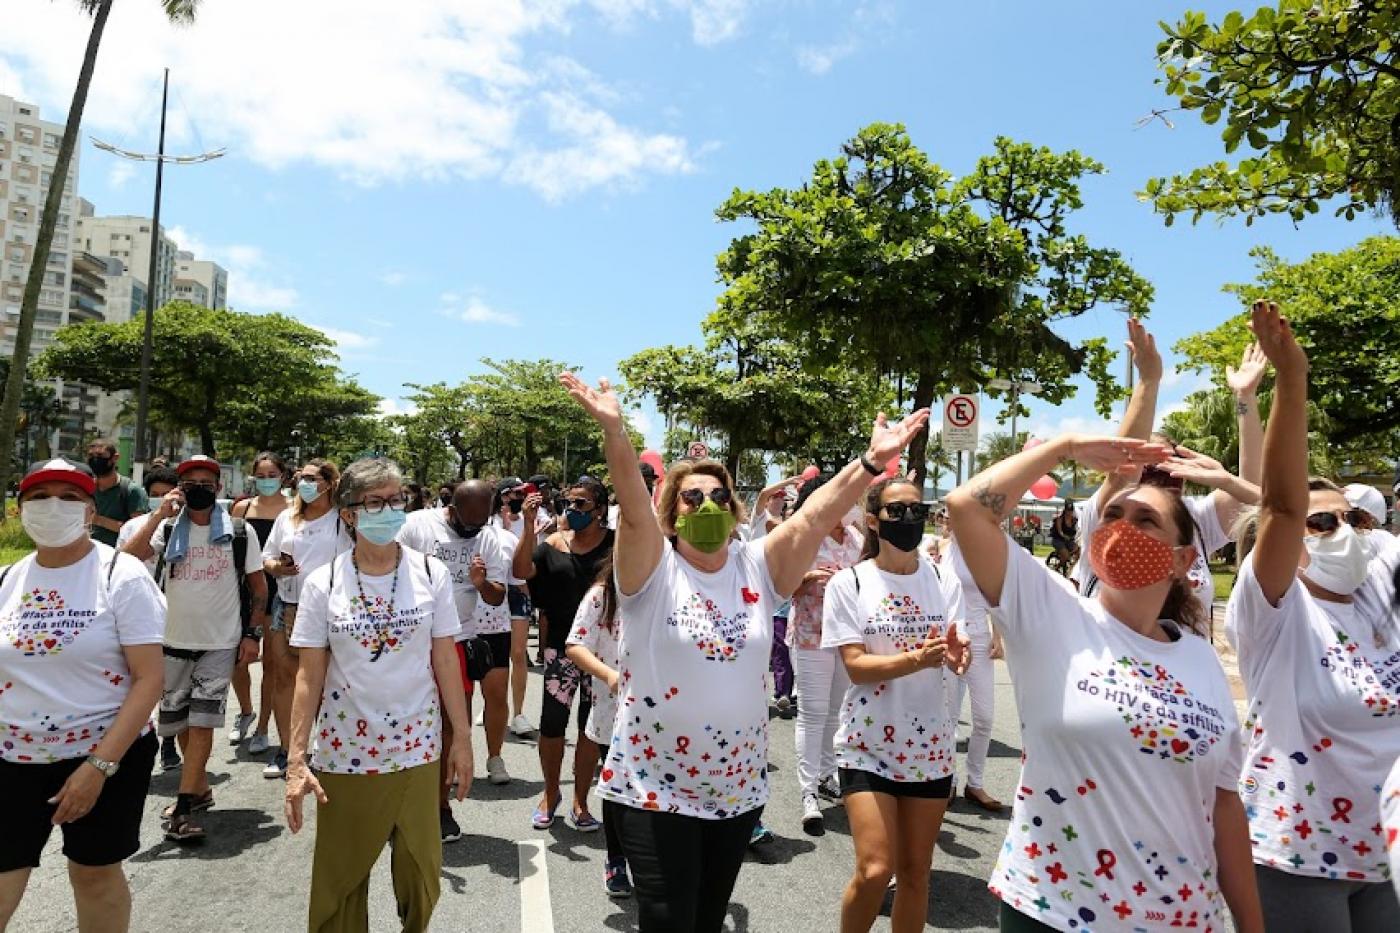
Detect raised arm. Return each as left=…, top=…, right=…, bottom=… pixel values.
left=1095, top=318, right=1163, bottom=506
left=1218, top=340, right=1268, bottom=531
left=947, top=434, right=1166, bottom=605
left=559, top=373, right=662, bottom=596
left=763, top=410, right=929, bottom=597
left=1246, top=301, right=1310, bottom=605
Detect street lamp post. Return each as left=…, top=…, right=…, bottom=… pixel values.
left=987, top=377, right=1043, bottom=450
left=91, top=68, right=224, bottom=481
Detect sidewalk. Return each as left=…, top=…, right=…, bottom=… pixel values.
left=1210, top=599, right=1248, bottom=720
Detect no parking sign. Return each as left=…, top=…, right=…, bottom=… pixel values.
left=942, top=394, right=979, bottom=452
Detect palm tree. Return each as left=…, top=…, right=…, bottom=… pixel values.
left=925, top=431, right=956, bottom=496
left=0, top=0, right=200, bottom=513
left=975, top=430, right=1029, bottom=472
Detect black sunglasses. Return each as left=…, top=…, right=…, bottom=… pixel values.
left=563, top=497, right=596, bottom=511
left=679, top=487, right=732, bottom=508
left=1305, top=510, right=1368, bottom=534
left=881, top=501, right=930, bottom=523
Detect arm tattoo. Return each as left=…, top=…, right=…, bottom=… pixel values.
left=972, top=481, right=1008, bottom=519
left=1235, top=400, right=1249, bottom=416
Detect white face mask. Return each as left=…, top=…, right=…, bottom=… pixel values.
left=21, top=498, right=91, bottom=548
left=1302, top=523, right=1372, bottom=595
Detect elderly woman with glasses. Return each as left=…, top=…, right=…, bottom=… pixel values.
left=284, top=458, right=473, bottom=933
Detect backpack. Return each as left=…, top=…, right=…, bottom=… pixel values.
left=152, top=517, right=252, bottom=626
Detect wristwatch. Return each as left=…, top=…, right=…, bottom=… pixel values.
left=243, top=625, right=264, bottom=641
left=859, top=453, right=884, bottom=476
left=85, top=754, right=119, bottom=778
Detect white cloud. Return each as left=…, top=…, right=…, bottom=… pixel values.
left=453, top=297, right=521, bottom=327
left=377, top=397, right=419, bottom=418
left=797, top=39, right=858, bottom=75
left=316, top=326, right=380, bottom=352
left=379, top=271, right=408, bottom=287
left=1023, top=413, right=1119, bottom=443
left=107, top=161, right=136, bottom=189
left=168, top=224, right=299, bottom=311
left=795, top=1, right=893, bottom=75
left=628, top=409, right=654, bottom=436
left=0, top=1, right=704, bottom=199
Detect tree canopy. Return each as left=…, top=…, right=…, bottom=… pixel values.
left=1144, top=1, right=1400, bottom=226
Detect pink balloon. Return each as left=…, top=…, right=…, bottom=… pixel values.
left=800, top=465, right=820, bottom=481
left=1023, top=437, right=1045, bottom=451
left=1030, top=475, right=1058, bottom=500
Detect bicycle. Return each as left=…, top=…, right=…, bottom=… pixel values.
left=1045, top=544, right=1078, bottom=578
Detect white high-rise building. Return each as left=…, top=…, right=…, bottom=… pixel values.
left=0, top=94, right=79, bottom=359
left=75, top=207, right=177, bottom=309
left=174, top=250, right=227, bottom=309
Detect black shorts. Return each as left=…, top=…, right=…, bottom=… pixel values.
left=475, top=632, right=513, bottom=672
left=839, top=767, right=953, bottom=800
left=507, top=586, right=532, bottom=619
left=0, top=730, right=158, bottom=870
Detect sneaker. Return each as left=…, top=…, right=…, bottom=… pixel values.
left=247, top=732, right=270, bottom=755
left=817, top=775, right=842, bottom=801
left=474, top=709, right=484, bottom=726
left=440, top=807, right=462, bottom=844
left=568, top=808, right=602, bottom=832
left=801, top=793, right=824, bottom=836
left=604, top=858, right=633, bottom=899
left=228, top=712, right=256, bottom=745
left=510, top=714, right=536, bottom=737
left=262, top=750, right=288, bottom=779
left=775, top=695, right=791, bottom=714
left=487, top=755, right=511, bottom=785
left=748, top=822, right=774, bottom=848
left=160, top=737, right=181, bottom=772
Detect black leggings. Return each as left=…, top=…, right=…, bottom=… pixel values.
left=602, top=798, right=625, bottom=863
left=539, top=647, right=592, bottom=739
left=612, top=803, right=761, bottom=933
left=999, top=901, right=1058, bottom=932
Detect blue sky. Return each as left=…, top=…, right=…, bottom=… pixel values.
left=1, top=0, right=1390, bottom=452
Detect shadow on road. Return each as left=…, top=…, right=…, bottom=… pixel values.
left=466, top=777, right=547, bottom=802
left=440, top=832, right=519, bottom=886
left=745, top=832, right=816, bottom=866
left=131, top=807, right=284, bottom=862
left=926, top=867, right=1000, bottom=929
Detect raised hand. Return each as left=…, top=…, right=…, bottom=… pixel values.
left=1225, top=342, right=1268, bottom=397
left=866, top=409, right=932, bottom=470
left=1164, top=446, right=1231, bottom=488
left=1247, top=300, right=1308, bottom=375
left=522, top=492, right=542, bottom=526
left=1126, top=318, right=1163, bottom=383
left=559, top=372, right=624, bottom=431
left=1066, top=435, right=1171, bottom=474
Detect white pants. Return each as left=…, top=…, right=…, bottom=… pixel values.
left=792, top=645, right=849, bottom=798
left=944, top=617, right=995, bottom=790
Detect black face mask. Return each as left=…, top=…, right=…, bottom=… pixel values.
left=183, top=486, right=217, bottom=511
left=878, top=518, right=923, bottom=553
left=87, top=456, right=114, bottom=477
left=506, top=498, right=523, bottom=515
left=449, top=515, right=482, bottom=539
left=439, top=493, right=452, bottom=507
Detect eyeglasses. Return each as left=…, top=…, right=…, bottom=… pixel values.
left=679, top=486, right=732, bottom=508
left=1305, top=510, right=1368, bottom=534
left=881, top=501, right=930, bottom=523
left=350, top=495, right=408, bottom=514
left=563, top=498, right=596, bottom=511
left=179, top=481, right=217, bottom=491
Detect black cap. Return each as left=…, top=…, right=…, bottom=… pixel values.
left=497, top=476, right=523, bottom=494
left=527, top=474, right=551, bottom=489
left=639, top=462, right=657, bottom=479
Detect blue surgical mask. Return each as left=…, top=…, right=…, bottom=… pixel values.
left=298, top=480, right=322, bottom=504
left=254, top=478, right=282, bottom=497
left=565, top=508, right=594, bottom=532
left=354, top=507, right=406, bottom=545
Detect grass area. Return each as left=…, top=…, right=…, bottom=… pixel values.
left=0, top=509, right=34, bottom=567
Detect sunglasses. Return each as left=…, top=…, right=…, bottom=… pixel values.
left=350, top=495, right=408, bottom=514
left=563, top=497, right=596, bottom=511
left=679, top=486, right=733, bottom=508
left=179, top=481, right=217, bottom=491
left=1305, top=510, right=1369, bottom=534
left=881, top=501, right=930, bottom=523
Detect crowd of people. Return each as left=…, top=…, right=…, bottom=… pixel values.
left=0, top=301, right=1397, bottom=933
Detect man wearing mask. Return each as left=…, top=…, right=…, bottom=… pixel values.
left=122, top=456, right=267, bottom=843
left=86, top=438, right=147, bottom=547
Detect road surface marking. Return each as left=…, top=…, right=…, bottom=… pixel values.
left=518, top=839, right=554, bottom=933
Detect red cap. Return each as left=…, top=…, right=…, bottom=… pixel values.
left=177, top=454, right=222, bottom=477
left=19, top=458, right=97, bottom=496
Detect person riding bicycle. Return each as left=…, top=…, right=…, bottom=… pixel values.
left=1049, top=500, right=1079, bottom=568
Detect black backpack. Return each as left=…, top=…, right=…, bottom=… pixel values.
left=153, top=517, right=252, bottom=626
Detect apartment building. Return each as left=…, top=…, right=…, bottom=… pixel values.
left=75, top=204, right=177, bottom=309
left=175, top=250, right=227, bottom=309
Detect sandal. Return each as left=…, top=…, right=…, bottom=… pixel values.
left=531, top=799, right=560, bottom=830
left=964, top=786, right=1006, bottom=813
left=161, top=790, right=214, bottom=821
left=568, top=808, right=601, bottom=832
left=164, top=812, right=207, bottom=843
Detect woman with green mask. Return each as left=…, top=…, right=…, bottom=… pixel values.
left=560, top=371, right=931, bottom=933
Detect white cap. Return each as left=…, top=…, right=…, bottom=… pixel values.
left=1343, top=483, right=1387, bottom=525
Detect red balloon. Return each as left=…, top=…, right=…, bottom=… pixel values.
left=800, top=465, right=820, bottom=481
left=1030, top=475, right=1058, bottom=500
left=639, top=449, right=664, bottom=472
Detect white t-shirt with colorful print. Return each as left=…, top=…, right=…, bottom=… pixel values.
left=290, top=548, right=460, bottom=775
left=595, top=538, right=779, bottom=820
left=1225, top=553, right=1400, bottom=882
left=0, top=545, right=166, bottom=763
left=979, top=533, right=1243, bottom=932
left=566, top=584, right=621, bottom=745
left=821, top=559, right=961, bottom=782
left=397, top=509, right=510, bottom=641
left=788, top=523, right=864, bottom=651
left=1384, top=756, right=1400, bottom=897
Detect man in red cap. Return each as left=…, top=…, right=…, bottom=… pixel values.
left=123, top=455, right=267, bottom=843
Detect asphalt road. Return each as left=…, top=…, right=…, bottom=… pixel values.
left=16, top=640, right=1024, bottom=932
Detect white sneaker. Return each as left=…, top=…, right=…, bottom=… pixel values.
left=801, top=793, right=824, bottom=835
left=487, top=755, right=511, bottom=785
left=247, top=732, right=270, bottom=755
left=228, top=713, right=256, bottom=745
left=474, top=709, right=484, bottom=726
left=510, top=714, right=536, bottom=737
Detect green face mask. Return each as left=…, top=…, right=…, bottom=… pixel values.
left=673, top=499, right=737, bottom=553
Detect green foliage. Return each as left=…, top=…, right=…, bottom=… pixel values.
left=1144, top=1, right=1400, bottom=226
left=1172, top=237, right=1400, bottom=460
left=1160, top=387, right=1342, bottom=477
left=34, top=302, right=378, bottom=459
left=976, top=431, right=1030, bottom=472
left=712, top=124, right=1151, bottom=483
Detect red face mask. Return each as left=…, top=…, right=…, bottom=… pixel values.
left=1088, top=521, right=1176, bottom=591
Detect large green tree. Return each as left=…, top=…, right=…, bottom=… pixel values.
left=714, top=124, right=1150, bottom=486
left=35, top=302, right=375, bottom=458
left=1144, top=1, right=1400, bottom=226
left=1172, top=236, right=1400, bottom=462
left=0, top=0, right=202, bottom=515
